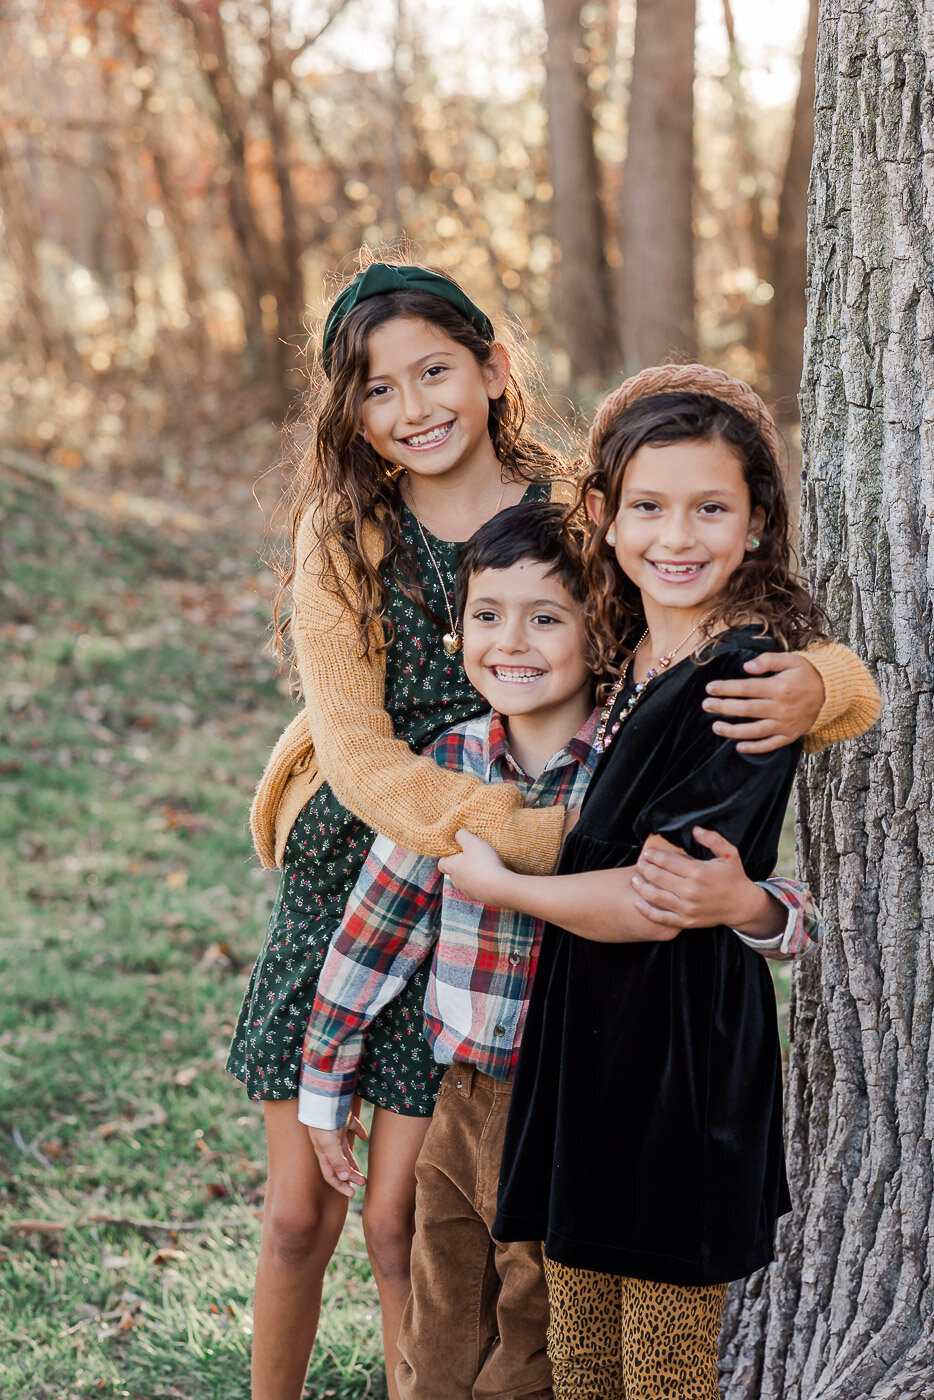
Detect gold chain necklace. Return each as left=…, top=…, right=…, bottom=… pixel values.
left=405, top=475, right=509, bottom=655
left=596, top=611, right=716, bottom=753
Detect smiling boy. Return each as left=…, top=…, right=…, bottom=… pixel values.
left=298, top=502, right=820, bottom=1400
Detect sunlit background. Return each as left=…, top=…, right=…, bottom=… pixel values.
left=1, top=0, right=815, bottom=481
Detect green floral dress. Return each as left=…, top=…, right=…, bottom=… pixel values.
left=228, top=488, right=546, bottom=1108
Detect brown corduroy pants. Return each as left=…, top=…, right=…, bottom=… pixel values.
left=396, top=1065, right=553, bottom=1400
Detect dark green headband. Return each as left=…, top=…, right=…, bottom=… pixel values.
left=321, top=263, right=495, bottom=376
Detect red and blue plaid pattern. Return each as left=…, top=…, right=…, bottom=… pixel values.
left=299, top=709, right=600, bottom=1129
left=298, top=709, right=822, bottom=1131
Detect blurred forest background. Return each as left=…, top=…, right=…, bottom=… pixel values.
left=0, top=2, right=819, bottom=1397
left=2, top=0, right=817, bottom=470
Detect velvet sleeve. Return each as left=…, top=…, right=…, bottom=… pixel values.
left=631, top=646, right=801, bottom=881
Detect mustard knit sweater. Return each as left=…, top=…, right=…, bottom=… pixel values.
left=250, top=495, right=880, bottom=871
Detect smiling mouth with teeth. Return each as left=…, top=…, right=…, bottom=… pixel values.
left=491, top=666, right=544, bottom=683
left=401, top=422, right=454, bottom=448
left=650, top=561, right=706, bottom=576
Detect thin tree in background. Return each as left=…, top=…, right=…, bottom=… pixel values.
left=720, top=1, right=934, bottom=1393
left=620, top=0, right=697, bottom=367
left=541, top=0, right=619, bottom=386
left=768, top=0, right=818, bottom=422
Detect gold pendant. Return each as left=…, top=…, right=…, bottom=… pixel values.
left=442, top=631, right=462, bottom=655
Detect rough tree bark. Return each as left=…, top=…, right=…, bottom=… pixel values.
left=619, top=0, right=696, bottom=367
left=768, top=0, right=819, bottom=422
left=541, top=0, right=619, bottom=385
left=720, top=2, right=934, bottom=1395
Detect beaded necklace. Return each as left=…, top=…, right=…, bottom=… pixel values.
left=596, top=612, right=715, bottom=753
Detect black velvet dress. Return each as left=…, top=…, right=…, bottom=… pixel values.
left=493, top=628, right=798, bottom=1287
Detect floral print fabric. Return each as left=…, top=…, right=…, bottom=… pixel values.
left=227, top=495, right=546, bottom=1107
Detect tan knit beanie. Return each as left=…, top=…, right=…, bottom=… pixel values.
left=586, top=363, right=780, bottom=470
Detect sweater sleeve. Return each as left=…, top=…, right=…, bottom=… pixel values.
left=800, top=640, right=880, bottom=753
left=286, top=515, right=565, bottom=874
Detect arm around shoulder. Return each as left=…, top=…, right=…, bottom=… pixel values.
left=801, top=640, right=880, bottom=752
left=281, top=515, right=565, bottom=873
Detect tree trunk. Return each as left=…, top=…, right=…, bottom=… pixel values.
left=768, top=0, right=819, bottom=423
left=171, top=0, right=274, bottom=375
left=0, top=124, right=74, bottom=371
left=720, top=2, right=934, bottom=1395
left=541, top=0, right=619, bottom=386
left=619, top=0, right=696, bottom=367
left=719, top=0, right=771, bottom=368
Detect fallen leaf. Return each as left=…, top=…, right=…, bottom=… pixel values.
left=174, top=1065, right=198, bottom=1087
left=196, top=941, right=234, bottom=972
left=152, top=1247, right=186, bottom=1265
left=98, top=1103, right=169, bottom=1138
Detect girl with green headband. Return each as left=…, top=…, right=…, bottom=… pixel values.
left=228, top=260, right=872, bottom=1400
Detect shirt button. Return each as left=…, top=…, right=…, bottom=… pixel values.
left=493, top=1025, right=505, bottom=1037
left=508, top=954, right=520, bottom=966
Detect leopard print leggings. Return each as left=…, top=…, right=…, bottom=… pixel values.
left=543, top=1256, right=727, bottom=1399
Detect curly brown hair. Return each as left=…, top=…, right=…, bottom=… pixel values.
left=575, top=383, right=828, bottom=675
left=272, top=266, right=565, bottom=666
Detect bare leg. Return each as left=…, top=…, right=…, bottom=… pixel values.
left=251, top=1100, right=349, bottom=1400
left=361, top=1108, right=432, bottom=1400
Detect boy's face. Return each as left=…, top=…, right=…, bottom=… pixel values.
left=461, top=560, right=593, bottom=722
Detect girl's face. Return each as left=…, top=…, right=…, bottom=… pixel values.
left=588, top=436, right=765, bottom=625
left=358, top=316, right=509, bottom=487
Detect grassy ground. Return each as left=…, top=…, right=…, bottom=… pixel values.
left=0, top=467, right=387, bottom=1399
left=1, top=460, right=798, bottom=1398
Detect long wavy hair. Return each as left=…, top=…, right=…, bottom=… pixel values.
left=273, top=267, right=565, bottom=665
left=577, top=389, right=828, bottom=675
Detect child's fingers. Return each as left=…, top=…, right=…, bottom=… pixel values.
left=637, top=846, right=693, bottom=879
left=690, top=827, right=739, bottom=860
left=339, top=1121, right=368, bottom=1179
left=734, top=734, right=790, bottom=755
left=632, top=871, right=682, bottom=915
left=632, top=892, right=683, bottom=926
left=634, top=863, right=688, bottom=903
left=338, top=1144, right=367, bottom=1187
left=703, top=677, right=777, bottom=702
left=710, top=718, right=788, bottom=741
left=741, top=652, right=801, bottom=676
left=308, top=1135, right=362, bottom=1197
left=345, top=1112, right=368, bottom=1143
left=703, top=696, right=777, bottom=719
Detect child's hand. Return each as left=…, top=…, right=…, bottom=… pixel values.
left=307, top=1115, right=368, bottom=1197
left=438, top=829, right=509, bottom=905
left=702, top=652, right=824, bottom=753
left=632, top=829, right=764, bottom=930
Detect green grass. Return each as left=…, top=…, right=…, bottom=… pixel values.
left=0, top=473, right=387, bottom=1399
left=0, top=466, right=802, bottom=1395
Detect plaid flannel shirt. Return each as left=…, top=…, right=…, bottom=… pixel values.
left=298, top=709, right=822, bottom=1131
